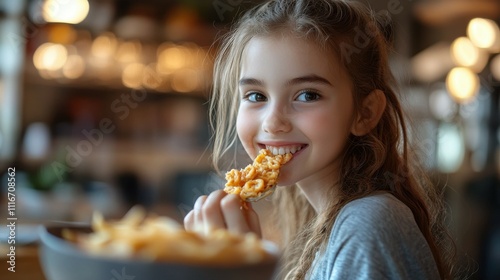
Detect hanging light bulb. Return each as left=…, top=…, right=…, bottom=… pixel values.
left=42, top=0, right=90, bottom=24
left=467, top=18, right=500, bottom=51
left=33, top=42, right=68, bottom=71
left=122, top=63, right=145, bottom=89
left=450, top=37, right=488, bottom=72
left=445, top=67, right=480, bottom=103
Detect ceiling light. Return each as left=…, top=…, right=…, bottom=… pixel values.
left=42, top=0, right=89, bottom=24
left=450, top=37, right=488, bottom=72
left=445, top=67, right=480, bottom=103
left=467, top=17, right=500, bottom=50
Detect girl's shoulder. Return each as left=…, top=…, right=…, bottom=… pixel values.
left=312, top=193, right=440, bottom=279
left=334, top=191, right=416, bottom=236
left=340, top=191, right=410, bottom=216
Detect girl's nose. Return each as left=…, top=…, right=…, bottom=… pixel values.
left=262, top=106, right=292, bottom=134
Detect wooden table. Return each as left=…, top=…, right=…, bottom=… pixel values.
left=0, top=244, right=46, bottom=280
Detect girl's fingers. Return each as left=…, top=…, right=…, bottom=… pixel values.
left=183, top=196, right=204, bottom=232
left=183, top=210, right=194, bottom=230
left=245, top=202, right=262, bottom=237
left=184, top=191, right=262, bottom=238
left=193, top=195, right=207, bottom=233
left=201, top=190, right=227, bottom=234
left=221, top=194, right=248, bottom=234
left=194, top=194, right=208, bottom=211
left=221, top=194, right=260, bottom=236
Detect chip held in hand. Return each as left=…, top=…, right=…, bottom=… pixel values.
left=224, top=149, right=292, bottom=202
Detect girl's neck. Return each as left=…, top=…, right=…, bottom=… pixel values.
left=296, top=169, right=340, bottom=213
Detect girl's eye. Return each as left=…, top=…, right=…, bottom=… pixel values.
left=244, top=92, right=267, bottom=102
left=296, top=91, right=320, bottom=102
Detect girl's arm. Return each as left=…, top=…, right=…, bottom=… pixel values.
left=183, top=190, right=262, bottom=237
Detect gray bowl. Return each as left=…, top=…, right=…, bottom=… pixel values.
left=38, top=225, right=279, bottom=280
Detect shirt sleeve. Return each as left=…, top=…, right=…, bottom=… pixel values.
left=307, top=193, right=441, bottom=280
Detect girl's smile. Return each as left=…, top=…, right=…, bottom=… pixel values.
left=257, top=143, right=308, bottom=155
left=257, top=143, right=308, bottom=165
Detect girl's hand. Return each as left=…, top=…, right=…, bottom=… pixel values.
left=183, top=190, right=262, bottom=237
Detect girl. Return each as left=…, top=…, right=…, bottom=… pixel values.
left=184, top=0, right=455, bottom=279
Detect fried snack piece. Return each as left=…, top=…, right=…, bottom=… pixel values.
left=224, top=149, right=292, bottom=201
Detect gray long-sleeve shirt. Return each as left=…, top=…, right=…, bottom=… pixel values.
left=307, top=192, right=440, bottom=279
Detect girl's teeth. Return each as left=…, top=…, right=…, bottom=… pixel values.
left=265, top=145, right=303, bottom=155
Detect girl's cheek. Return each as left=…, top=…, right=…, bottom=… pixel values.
left=237, top=111, right=259, bottom=157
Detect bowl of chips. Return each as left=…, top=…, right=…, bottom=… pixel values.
left=38, top=207, right=280, bottom=280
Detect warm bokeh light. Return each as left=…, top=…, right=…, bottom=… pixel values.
left=171, top=68, right=199, bottom=93
left=91, top=33, right=118, bottom=59
left=31, top=31, right=208, bottom=92
left=122, top=63, right=145, bottom=89
left=47, top=24, right=77, bottom=44
left=157, top=45, right=188, bottom=74
left=115, top=41, right=142, bottom=64
left=490, top=54, right=500, bottom=80
left=450, top=37, right=488, bottom=72
left=62, top=55, right=85, bottom=79
left=42, top=0, right=90, bottom=24
left=41, top=68, right=63, bottom=79
left=410, top=42, right=454, bottom=83
left=194, top=48, right=208, bottom=70
left=33, top=43, right=68, bottom=71
left=467, top=18, right=500, bottom=49
left=142, top=63, right=163, bottom=90
left=446, top=67, right=480, bottom=103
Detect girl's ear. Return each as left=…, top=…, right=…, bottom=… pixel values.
left=351, top=89, right=387, bottom=136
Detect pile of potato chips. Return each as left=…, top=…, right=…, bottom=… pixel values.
left=62, top=206, right=274, bottom=265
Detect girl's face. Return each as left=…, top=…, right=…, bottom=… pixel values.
left=237, top=34, right=356, bottom=188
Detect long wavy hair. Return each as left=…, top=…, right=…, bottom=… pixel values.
left=209, top=0, right=455, bottom=279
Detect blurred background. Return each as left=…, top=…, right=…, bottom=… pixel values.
left=0, top=0, right=499, bottom=279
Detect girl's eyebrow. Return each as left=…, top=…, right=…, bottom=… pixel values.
left=239, top=77, right=264, bottom=86
left=285, top=75, right=333, bottom=87
left=239, top=74, right=333, bottom=87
